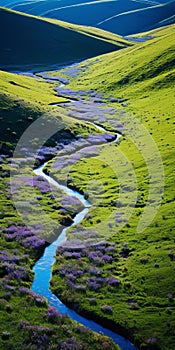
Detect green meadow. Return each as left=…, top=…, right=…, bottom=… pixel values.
left=49, top=25, right=175, bottom=349
left=0, top=63, right=121, bottom=349
left=0, top=6, right=174, bottom=348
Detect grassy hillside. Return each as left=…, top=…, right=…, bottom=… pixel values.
left=48, top=25, right=175, bottom=349
left=0, top=70, right=65, bottom=150
left=0, top=11, right=174, bottom=349
left=97, top=0, right=175, bottom=35
left=0, top=6, right=129, bottom=70
left=0, top=67, right=122, bottom=349
left=66, top=24, right=175, bottom=105
left=0, top=68, right=104, bottom=155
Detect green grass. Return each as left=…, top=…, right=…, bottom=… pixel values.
left=49, top=25, right=175, bottom=349
left=0, top=20, right=175, bottom=350
left=0, top=69, right=121, bottom=349
left=0, top=70, right=66, bottom=105
left=67, top=24, right=175, bottom=98
left=0, top=68, right=103, bottom=154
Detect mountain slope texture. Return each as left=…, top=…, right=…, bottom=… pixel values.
left=47, top=24, right=175, bottom=350
left=97, top=0, right=175, bottom=35
left=0, top=7, right=129, bottom=69
left=0, top=0, right=174, bottom=35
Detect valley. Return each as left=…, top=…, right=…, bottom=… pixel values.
left=0, top=2, right=175, bottom=350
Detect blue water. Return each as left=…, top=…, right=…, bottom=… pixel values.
left=31, top=164, right=137, bottom=350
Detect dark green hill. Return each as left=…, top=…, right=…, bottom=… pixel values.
left=1, top=0, right=174, bottom=35
left=0, top=7, right=128, bottom=70
left=0, top=0, right=153, bottom=21
left=48, top=25, right=175, bottom=350
left=97, top=0, right=175, bottom=35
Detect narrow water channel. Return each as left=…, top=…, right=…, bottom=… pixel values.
left=31, top=164, right=137, bottom=350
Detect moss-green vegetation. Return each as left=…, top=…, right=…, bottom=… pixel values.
left=50, top=25, right=175, bottom=349
left=0, top=68, right=122, bottom=349
left=1, top=19, right=175, bottom=350
left=0, top=69, right=66, bottom=153
left=0, top=69, right=103, bottom=153
left=0, top=70, right=66, bottom=105
left=0, top=160, right=120, bottom=350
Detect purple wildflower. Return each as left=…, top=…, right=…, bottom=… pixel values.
left=167, top=293, right=173, bottom=299
left=22, top=236, right=45, bottom=249
left=147, top=337, right=157, bottom=344
left=101, top=305, right=113, bottom=314
left=102, top=254, right=112, bottom=262
left=108, top=277, right=120, bottom=286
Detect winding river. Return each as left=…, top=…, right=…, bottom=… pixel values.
left=31, top=139, right=137, bottom=349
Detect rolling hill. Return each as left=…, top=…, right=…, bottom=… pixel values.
left=0, top=2, right=174, bottom=347
left=0, top=69, right=121, bottom=350
left=97, top=0, right=175, bottom=35
left=0, top=0, right=174, bottom=35
left=0, top=0, right=156, bottom=19
left=63, top=24, right=175, bottom=100
left=48, top=24, right=175, bottom=349
left=0, top=7, right=129, bottom=70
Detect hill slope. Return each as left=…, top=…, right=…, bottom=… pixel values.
left=48, top=25, right=175, bottom=349
left=1, top=0, right=174, bottom=35
left=0, top=7, right=129, bottom=70
left=67, top=24, right=175, bottom=100
left=0, top=71, right=121, bottom=350
left=0, top=0, right=155, bottom=20
left=97, top=0, right=175, bottom=35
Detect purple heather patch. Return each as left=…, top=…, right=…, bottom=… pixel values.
left=167, top=293, right=173, bottom=299
left=47, top=306, right=62, bottom=320
left=147, top=337, right=157, bottom=344
left=22, top=236, right=45, bottom=249
left=87, top=281, right=101, bottom=290
left=63, top=64, right=88, bottom=78
left=5, top=225, right=34, bottom=242
left=79, top=145, right=98, bottom=157
left=71, top=252, right=81, bottom=259
left=51, top=156, right=68, bottom=170
left=102, top=254, right=113, bottom=263
left=108, top=277, right=120, bottom=285
left=61, top=195, right=81, bottom=208
left=33, top=176, right=53, bottom=193
left=101, top=305, right=113, bottom=313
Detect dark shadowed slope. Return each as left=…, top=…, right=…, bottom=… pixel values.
left=1, top=1, right=174, bottom=36
left=97, top=0, right=175, bottom=35
left=0, top=0, right=154, bottom=20
left=0, top=7, right=129, bottom=70
left=49, top=25, right=175, bottom=350
left=31, top=0, right=152, bottom=25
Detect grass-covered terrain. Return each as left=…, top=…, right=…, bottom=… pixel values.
left=0, top=69, right=121, bottom=349
left=0, top=6, right=130, bottom=70
left=62, top=24, right=175, bottom=115
left=0, top=68, right=105, bottom=151
left=0, top=8, right=175, bottom=349
left=47, top=25, right=175, bottom=349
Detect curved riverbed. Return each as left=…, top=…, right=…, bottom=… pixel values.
left=31, top=162, right=137, bottom=350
